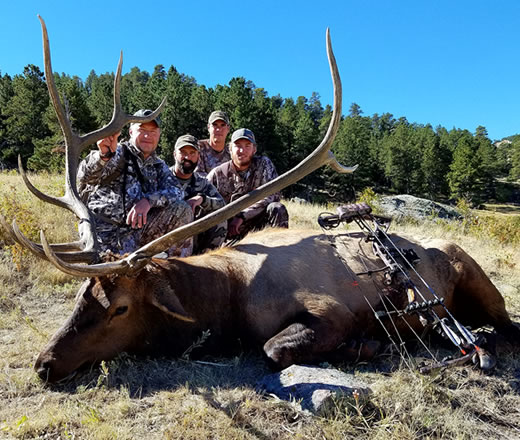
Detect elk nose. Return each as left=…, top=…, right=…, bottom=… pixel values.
left=35, top=360, right=53, bottom=381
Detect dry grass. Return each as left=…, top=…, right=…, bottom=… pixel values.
left=1, top=172, right=520, bottom=439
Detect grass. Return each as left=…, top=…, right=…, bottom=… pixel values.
left=1, top=172, right=520, bottom=439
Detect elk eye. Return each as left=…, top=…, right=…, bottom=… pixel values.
left=114, top=306, right=128, bottom=316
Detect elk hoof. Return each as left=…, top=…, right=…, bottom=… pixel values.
left=473, top=348, right=496, bottom=370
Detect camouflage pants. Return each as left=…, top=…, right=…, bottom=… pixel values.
left=96, top=200, right=194, bottom=257
left=228, top=202, right=289, bottom=240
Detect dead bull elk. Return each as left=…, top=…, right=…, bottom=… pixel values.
left=1, top=18, right=518, bottom=383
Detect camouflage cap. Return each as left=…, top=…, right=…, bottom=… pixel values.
left=133, top=109, right=161, bottom=128
left=175, top=134, right=200, bottom=152
left=208, top=110, right=230, bottom=125
left=231, top=128, right=256, bottom=145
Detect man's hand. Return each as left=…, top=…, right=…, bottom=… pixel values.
left=186, top=195, right=204, bottom=212
left=228, top=216, right=244, bottom=237
left=97, top=131, right=121, bottom=159
left=126, top=198, right=151, bottom=229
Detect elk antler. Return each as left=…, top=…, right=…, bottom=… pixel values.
left=0, top=16, right=167, bottom=264
left=40, top=28, right=358, bottom=277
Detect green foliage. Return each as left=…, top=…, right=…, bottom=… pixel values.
left=0, top=60, right=518, bottom=204
left=2, top=65, right=50, bottom=167
left=357, top=187, right=379, bottom=206
left=509, top=139, right=520, bottom=181
left=181, top=329, right=211, bottom=360
left=448, top=134, right=481, bottom=203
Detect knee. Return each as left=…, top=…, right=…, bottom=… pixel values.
left=172, top=200, right=194, bottom=224
left=266, top=202, right=289, bottom=228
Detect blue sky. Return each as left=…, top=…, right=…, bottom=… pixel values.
left=1, top=0, right=518, bottom=141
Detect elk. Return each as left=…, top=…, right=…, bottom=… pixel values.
left=1, top=18, right=518, bottom=383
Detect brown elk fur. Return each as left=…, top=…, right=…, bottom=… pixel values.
left=35, top=229, right=517, bottom=382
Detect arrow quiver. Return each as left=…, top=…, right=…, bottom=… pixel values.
left=317, top=202, right=495, bottom=372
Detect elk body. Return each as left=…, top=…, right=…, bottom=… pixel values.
left=2, top=18, right=517, bottom=383
left=34, top=228, right=517, bottom=382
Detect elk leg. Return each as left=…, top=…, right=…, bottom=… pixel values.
left=450, top=259, right=517, bottom=338
left=263, top=313, right=358, bottom=369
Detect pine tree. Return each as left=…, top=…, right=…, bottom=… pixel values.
left=420, top=125, right=450, bottom=198
left=381, top=121, right=419, bottom=193
left=28, top=74, right=96, bottom=172
left=447, top=134, right=481, bottom=203
left=86, top=71, right=115, bottom=126
left=0, top=72, right=14, bottom=168
left=509, top=139, right=520, bottom=181
left=2, top=65, right=50, bottom=167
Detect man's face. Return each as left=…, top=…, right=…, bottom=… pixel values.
left=175, top=145, right=200, bottom=175
left=231, top=138, right=256, bottom=170
left=129, top=121, right=161, bottom=158
left=208, top=119, right=230, bottom=143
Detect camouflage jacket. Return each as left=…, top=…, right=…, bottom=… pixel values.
left=195, top=139, right=231, bottom=177
left=78, top=141, right=184, bottom=224
left=169, top=169, right=226, bottom=214
left=207, top=156, right=280, bottom=221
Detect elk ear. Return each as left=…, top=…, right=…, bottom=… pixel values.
left=148, top=286, right=195, bottom=323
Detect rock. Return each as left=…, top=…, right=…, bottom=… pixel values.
left=377, top=195, right=461, bottom=221
left=256, top=364, right=372, bottom=413
left=290, top=197, right=310, bottom=204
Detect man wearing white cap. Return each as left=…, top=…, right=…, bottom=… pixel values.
left=207, top=128, right=289, bottom=239
left=196, top=110, right=231, bottom=176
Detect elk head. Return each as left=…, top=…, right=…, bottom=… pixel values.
left=1, top=17, right=358, bottom=382
left=35, top=267, right=197, bottom=383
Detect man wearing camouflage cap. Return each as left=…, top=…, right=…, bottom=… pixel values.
left=196, top=110, right=231, bottom=176
left=207, top=128, right=289, bottom=240
left=170, top=134, right=227, bottom=253
left=78, top=109, right=193, bottom=257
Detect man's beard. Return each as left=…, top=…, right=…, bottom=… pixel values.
left=177, top=159, right=197, bottom=174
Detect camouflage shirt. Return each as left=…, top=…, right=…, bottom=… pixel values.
left=207, top=156, right=280, bottom=221
left=78, top=141, right=184, bottom=224
left=195, top=139, right=231, bottom=177
left=169, top=168, right=226, bottom=214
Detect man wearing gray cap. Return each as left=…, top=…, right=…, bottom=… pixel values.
left=207, top=128, right=289, bottom=240
left=77, top=109, right=193, bottom=256
left=170, top=134, right=227, bottom=253
left=196, top=110, right=231, bottom=177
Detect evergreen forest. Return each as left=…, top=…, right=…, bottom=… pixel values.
left=1, top=64, right=519, bottom=205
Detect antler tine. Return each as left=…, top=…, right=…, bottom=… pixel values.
left=11, top=219, right=98, bottom=263
left=79, top=51, right=167, bottom=150
left=38, top=15, right=75, bottom=149
left=40, top=231, right=131, bottom=277
left=0, top=212, right=17, bottom=245
left=1, top=212, right=94, bottom=262
left=18, top=155, right=68, bottom=209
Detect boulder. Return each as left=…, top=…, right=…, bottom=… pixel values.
left=377, top=195, right=461, bottom=221
left=256, top=364, right=372, bottom=413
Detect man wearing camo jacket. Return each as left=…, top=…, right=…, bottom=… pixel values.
left=78, top=109, right=193, bottom=256
left=207, top=128, right=289, bottom=240
left=196, top=110, right=231, bottom=176
left=170, top=134, right=227, bottom=254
